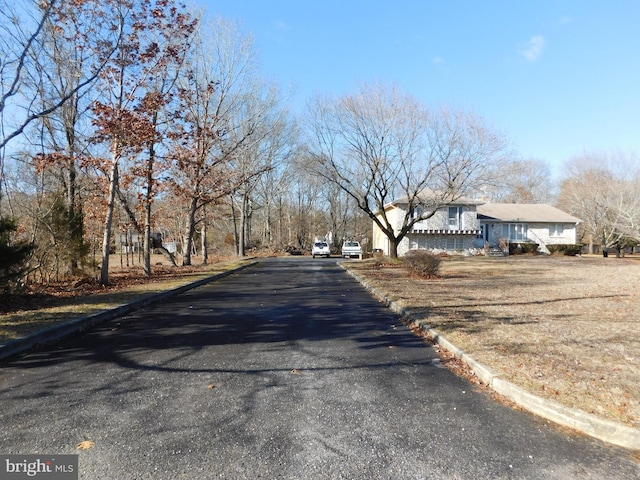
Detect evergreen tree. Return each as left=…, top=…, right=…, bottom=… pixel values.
left=0, top=217, right=34, bottom=292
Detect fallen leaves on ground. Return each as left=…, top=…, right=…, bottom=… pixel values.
left=76, top=440, right=95, bottom=450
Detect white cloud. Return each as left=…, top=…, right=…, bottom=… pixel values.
left=432, top=56, right=444, bottom=65
left=520, top=35, right=545, bottom=62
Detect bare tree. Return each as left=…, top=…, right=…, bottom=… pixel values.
left=170, top=17, right=276, bottom=265
left=557, top=151, right=639, bottom=254
left=481, top=157, right=555, bottom=203
left=253, top=158, right=294, bottom=249
left=227, top=83, right=296, bottom=256
left=618, top=171, right=640, bottom=245
left=24, top=0, right=123, bottom=274
left=305, top=83, right=510, bottom=258
left=0, top=0, right=120, bottom=154
left=288, top=169, right=319, bottom=250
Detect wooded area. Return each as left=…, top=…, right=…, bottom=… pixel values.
left=1, top=0, right=638, bottom=290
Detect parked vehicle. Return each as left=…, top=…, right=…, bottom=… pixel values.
left=312, top=241, right=331, bottom=258
left=341, top=241, right=362, bottom=258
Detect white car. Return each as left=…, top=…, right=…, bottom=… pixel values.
left=312, top=241, right=331, bottom=258
left=341, top=241, right=362, bottom=258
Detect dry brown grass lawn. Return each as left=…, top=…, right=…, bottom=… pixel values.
left=347, top=254, right=640, bottom=429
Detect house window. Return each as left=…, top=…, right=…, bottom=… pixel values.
left=549, top=224, right=564, bottom=237
left=446, top=237, right=463, bottom=251
left=448, top=207, right=462, bottom=230
left=501, top=223, right=528, bottom=241
left=409, top=235, right=430, bottom=250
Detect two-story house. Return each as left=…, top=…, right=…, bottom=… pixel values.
left=372, top=197, right=582, bottom=256
left=372, top=195, right=483, bottom=257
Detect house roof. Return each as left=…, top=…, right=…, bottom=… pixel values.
left=477, top=203, right=582, bottom=224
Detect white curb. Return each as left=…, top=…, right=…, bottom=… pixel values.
left=343, top=264, right=640, bottom=451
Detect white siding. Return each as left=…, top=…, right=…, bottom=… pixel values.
left=483, top=222, right=578, bottom=253
left=373, top=203, right=481, bottom=256
left=411, top=205, right=479, bottom=231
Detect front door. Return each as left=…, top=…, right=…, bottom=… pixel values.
left=476, top=224, right=488, bottom=247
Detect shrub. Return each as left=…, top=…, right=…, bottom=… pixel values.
left=521, top=243, right=539, bottom=254
left=402, top=250, right=442, bottom=278
left=508, top=242, right=539, bottom=255
left=547, top=244, right=582, bottom=256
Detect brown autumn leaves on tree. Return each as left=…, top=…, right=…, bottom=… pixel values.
left=90, top=0, right=198, bottom=284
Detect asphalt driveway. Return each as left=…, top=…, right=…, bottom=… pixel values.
left=0, top=257, right=637, bottom=479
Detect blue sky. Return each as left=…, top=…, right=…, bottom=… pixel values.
left=204, top=1, right=640, bottom=178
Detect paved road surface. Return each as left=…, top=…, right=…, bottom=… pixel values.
left=1, top=258, right=638, bottom=479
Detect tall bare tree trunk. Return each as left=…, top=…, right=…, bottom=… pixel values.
left=201, top=222, right=208, bottom=265
left=389, top=240, right=400, bottom=259
left=263, top=197, right=272, bottom=246
left=230, top=196, right=240, bottom=256
left=66, top=147, right=78, bottom=273
left=143, top=144, right=154, bottom=276
left=239, top=192, right=247, bottom=257
left=201, top=204, right=208, bottom=265
left=182, top=196, right=198, bottom=266
left=100, top=157, right=119, bottom=285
